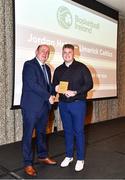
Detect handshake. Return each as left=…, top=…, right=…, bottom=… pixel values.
left=49, top=95, right=56, bottom=105
left=49, top=82, right=77, bottom=104
left=49, top=84, right=77, bottom=104
left=55, top=84, right=77, bottom=98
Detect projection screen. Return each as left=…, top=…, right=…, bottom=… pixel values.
left=13, top=0, right=118, bottom=107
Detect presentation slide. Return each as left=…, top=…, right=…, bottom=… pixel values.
left=14, top=0, right=118, bottom=107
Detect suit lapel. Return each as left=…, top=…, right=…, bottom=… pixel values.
left=33, top=58, right=47, bottom=85
left=33, top=58, right=42, bottom=72
left=33, top=58, right=51, bottom=92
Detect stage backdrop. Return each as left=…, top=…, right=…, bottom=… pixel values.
left=13, top=0, right=118, bottom=108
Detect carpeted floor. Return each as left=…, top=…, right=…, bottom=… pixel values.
left=0, top=117, right=125, bottom=179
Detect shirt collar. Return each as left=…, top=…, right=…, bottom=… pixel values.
left=36, top=57, right=45, bottom=66
left=65, top=61, right=73, bottom=67
left=63, top=59, right=75, bottom=67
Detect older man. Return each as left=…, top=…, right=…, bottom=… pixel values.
left=21, top=45, right=56, bottom=176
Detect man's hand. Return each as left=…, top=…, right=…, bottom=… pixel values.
left=49, top=95, right=55, bottom=104
left=65, top=90, right=77, bottom=98
left=55, top=85, right=59, bottom=93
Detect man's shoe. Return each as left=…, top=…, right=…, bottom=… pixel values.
left=75, top=160, right=84, bottom=171
left=38, top=157, right=57, bottom=165
left=24, top=165, right=37, bottom=176
left=60, top=157, right=73, bottom=167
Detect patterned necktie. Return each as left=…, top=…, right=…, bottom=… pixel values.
left=42, top=64, right=49, bottom=84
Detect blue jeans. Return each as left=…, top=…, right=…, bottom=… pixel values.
left=59, top=100, right=86, bottom=160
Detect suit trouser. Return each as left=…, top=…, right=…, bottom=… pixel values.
left=59, top=100, right=86, bottom=160
left=21, top=104, right=49, bottom=166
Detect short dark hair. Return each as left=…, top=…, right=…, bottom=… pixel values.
left=62, top=44, right=74, bottom=50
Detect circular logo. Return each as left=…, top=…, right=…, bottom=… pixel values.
left=57, top=6, right=72, bottom=29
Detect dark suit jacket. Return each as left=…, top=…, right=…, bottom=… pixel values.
left=20, top=58, right=51, bottom=112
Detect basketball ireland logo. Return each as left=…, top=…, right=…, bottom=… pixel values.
left=57, top=6, right=72, bottom=29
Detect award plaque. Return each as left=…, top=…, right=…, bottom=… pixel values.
left=58, top=81, right=69, bottom=94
